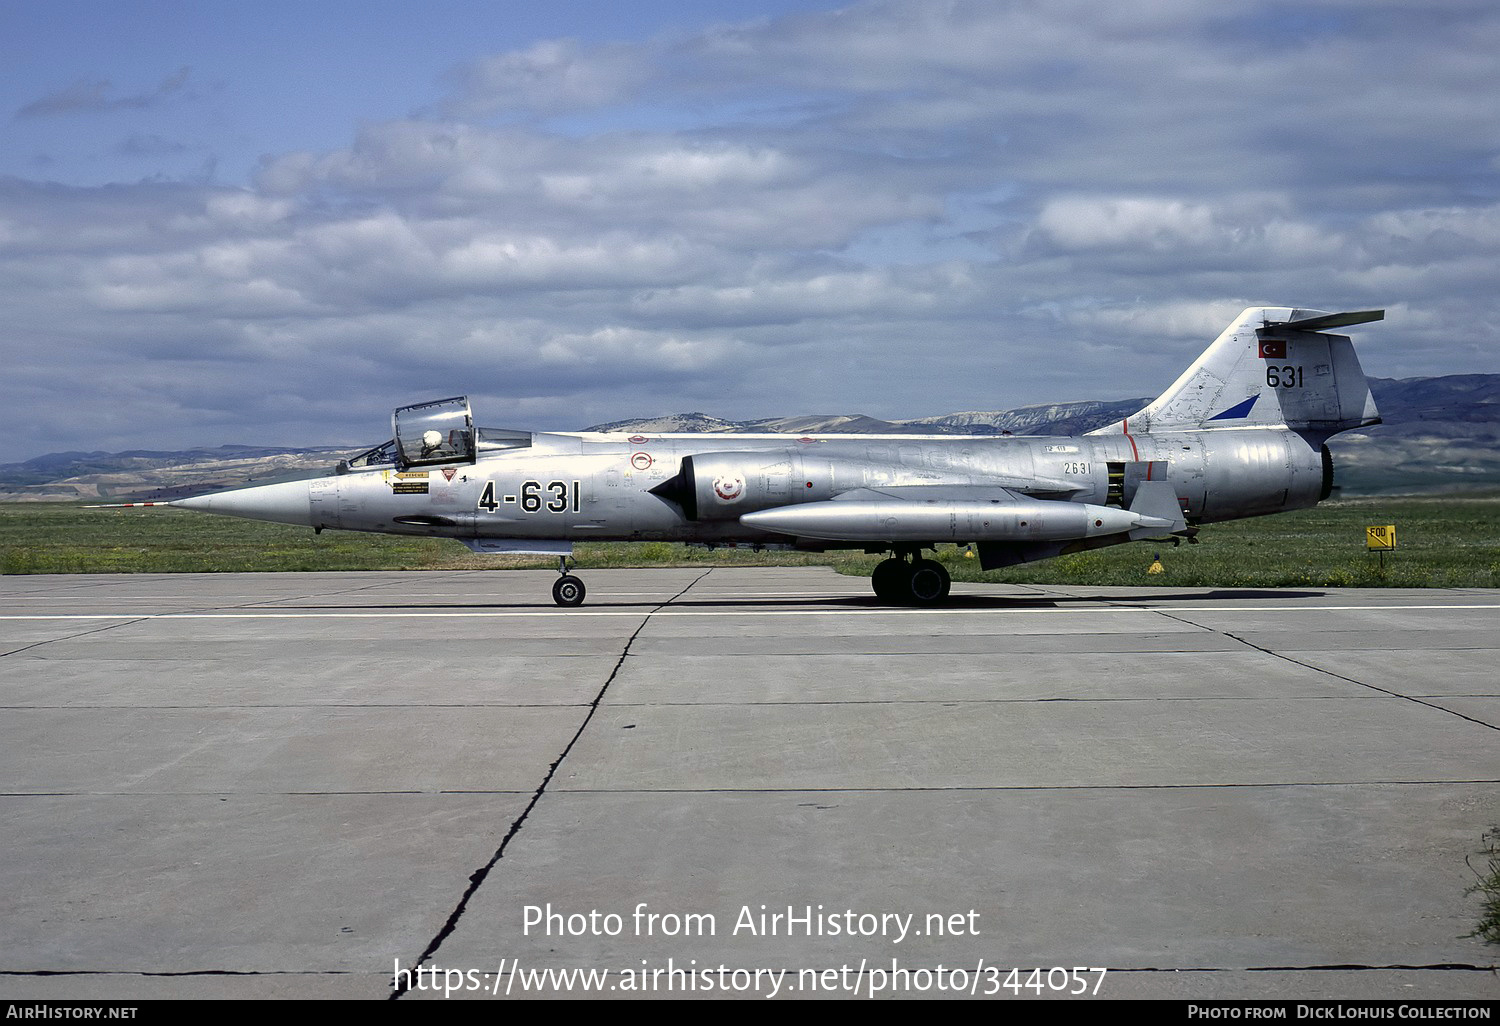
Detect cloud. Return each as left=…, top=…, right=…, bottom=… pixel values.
left=439, top=39, right=654, bottom=118
left=3, top=1, right=1499, bottom=458
left=115, top=134, right=191, bottom=158
left=15, top=67, right=192, bottom=119
left=1028, top=195, right=1346, bottom=273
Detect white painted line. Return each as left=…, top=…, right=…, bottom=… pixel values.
left=3, top=603, right=1499, bottom=621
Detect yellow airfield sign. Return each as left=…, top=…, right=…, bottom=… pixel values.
left=1366, top=525, right=1397, bottom=551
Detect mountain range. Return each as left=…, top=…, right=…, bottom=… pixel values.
left=3, top=375, right=1496, bottom=502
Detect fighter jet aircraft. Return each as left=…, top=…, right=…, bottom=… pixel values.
left=162, top=306, right=1384, bottom=606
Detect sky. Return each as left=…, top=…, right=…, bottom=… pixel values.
left=4, top=0, right=1498, bottom=460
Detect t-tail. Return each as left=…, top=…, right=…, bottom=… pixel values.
left=1090, top=307, right=1384, bottom=444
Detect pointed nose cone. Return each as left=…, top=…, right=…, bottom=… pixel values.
left=173, top=479, right=315, bottom=528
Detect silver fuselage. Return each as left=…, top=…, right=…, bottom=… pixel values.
left=298, top=425, right=1324, bottom=543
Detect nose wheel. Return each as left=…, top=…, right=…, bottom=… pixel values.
left=552, top=556, right=586, bottom=607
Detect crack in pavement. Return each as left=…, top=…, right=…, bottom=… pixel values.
left=1150, top=608, right=1500, bottom=733
left=0, top=617, right=156, bottom=659
left=389, top=569, right=715, bottom=1000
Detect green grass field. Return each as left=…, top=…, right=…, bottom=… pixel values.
left=2, top=496, right=1498, bottom=588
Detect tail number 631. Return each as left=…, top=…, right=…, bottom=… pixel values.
left=1265, top=365, right=1304, bottom=388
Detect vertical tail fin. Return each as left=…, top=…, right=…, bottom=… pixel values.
left=1092, top=307, right=1383, bottom=440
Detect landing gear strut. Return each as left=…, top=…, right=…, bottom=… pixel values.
left=552, top=555, right=586, bottom=607
left=870, top=551, right=951, bottom=605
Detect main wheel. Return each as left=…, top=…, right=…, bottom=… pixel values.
left=552, top=575, right=586, bottom=607
left=871, top=557, right=908, bottom=601
left=907, top=558, right=951, bottom=604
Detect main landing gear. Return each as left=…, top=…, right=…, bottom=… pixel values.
left=871, top=551, right=951, bottom=605
left=552, top=556, right=586, bottom=607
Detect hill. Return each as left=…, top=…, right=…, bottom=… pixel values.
left=3, top=375, right=1496, bottom=500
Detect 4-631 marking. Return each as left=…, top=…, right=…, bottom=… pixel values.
left=478, top=479, right=581, bottom=513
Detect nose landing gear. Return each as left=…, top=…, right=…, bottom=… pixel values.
left=552, top=555, right=586, bottom=607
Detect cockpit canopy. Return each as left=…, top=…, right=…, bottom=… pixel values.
left=339, top=396, right=532, bottom=473
left=393, top=396, right=475, bottom=468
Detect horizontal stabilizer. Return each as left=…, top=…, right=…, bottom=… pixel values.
left=1264, top=309, right=1384, bottom=333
